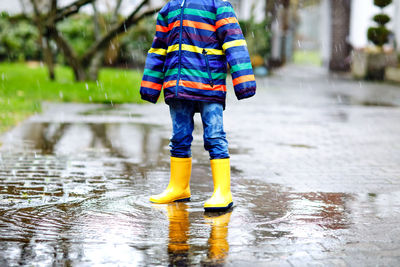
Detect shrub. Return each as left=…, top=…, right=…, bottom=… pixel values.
left=374, top=0, right=392, bottom=8
left=373, top=14, right=390, bottom=25
left=367, top=27, right=390, bottom=47
left=368, top=0, right=392, bottom=48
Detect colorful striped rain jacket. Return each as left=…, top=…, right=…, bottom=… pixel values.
left=140, top=0, right=256, bottom=107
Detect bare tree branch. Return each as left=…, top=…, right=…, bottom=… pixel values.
left=19, top=0, right=27, bottom=14
left=92, top=0, right=101, bottom=40
left=112, top=0, right=123, bottom=23
left=81, top=0, right=159, bottom=65
left=51, top=0, right=57, bottom=12
left=30, top=0, right=41, bottom=16
left=47, top=25, right=85, bottom=79
left=54, top=0, right=94, bottom=22
left=26, top=0, right=162, bottom=80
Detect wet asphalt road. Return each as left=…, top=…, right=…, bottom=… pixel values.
left=1, top=65, right=400, bottom=266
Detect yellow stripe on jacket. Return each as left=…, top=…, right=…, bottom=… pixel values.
left=148, top=48, right=167, bottom=56
left=222, top=39, right=247, bottom=51
left=167, top=44, right=224, bottom=55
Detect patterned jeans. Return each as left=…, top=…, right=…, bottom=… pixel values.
left=168, top=99, right=229, bottom=159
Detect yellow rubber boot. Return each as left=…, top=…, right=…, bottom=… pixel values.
left=150, top=157, right=192, bottom=203
left=204, top=158, right=233, bottom=211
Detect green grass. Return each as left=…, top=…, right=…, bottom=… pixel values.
left=293, top=50, right=322, bottom=66
left=0, top=62, right=144, bottom=133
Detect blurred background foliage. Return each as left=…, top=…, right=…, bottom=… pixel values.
left=240, top=18, right=271, bottom=66
left=0, top=12, right=266, bottom=68
left=0, top=12, right=40, bottom=61
left=57, top=14, right=96, bottom=58
left=0, top=11, right=154, bottom=67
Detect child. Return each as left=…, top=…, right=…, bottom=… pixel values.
left=140, top=0, right=256, bottom=211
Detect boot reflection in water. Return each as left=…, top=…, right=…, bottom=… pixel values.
left=166, top=203, right=190, bottom=266
left=204, top=211, right=232, bottom=264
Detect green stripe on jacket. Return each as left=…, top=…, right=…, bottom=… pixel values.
left=166, top=68, right=226, bottom=80
left=167, top=8, right=216, bottom=20
left=143, top=69, right=164, bottom=79
left=230, top=63, right=253, bottom=73
left=216, top=6, right=234, bottom=16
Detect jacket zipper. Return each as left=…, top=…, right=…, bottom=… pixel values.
left=202, top=49, right=214, bottom=88
left=176, top=0, right=186, bottom=96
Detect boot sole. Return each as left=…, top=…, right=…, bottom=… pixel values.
left=174, top=197, right=191, bottom=202
left=204, top=202, right=233, bottom=212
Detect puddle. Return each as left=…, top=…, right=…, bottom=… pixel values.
left=277, top=143, right=317, bottom=149
left=0, top=118, right=354, bottom=265
left=0, top=146, right=355, bottom=265
left=1, top=103, right=399, bottom=265
left=332, top=93, right=399, bottom=108
left=79, top=105, right=143, bottom=118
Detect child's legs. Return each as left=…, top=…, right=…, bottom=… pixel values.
left=169, top=99, right=195, bottom=158
left=199, top=102, right=229, bottom=159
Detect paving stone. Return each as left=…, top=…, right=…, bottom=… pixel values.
left=1, top=65, right=400, bottom=266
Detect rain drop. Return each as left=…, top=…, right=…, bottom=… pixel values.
left=59, top=91, right=63, bottom=99
left=85, top=83, right=89, bottom=90
left=105, top=93, right=108, bottom=99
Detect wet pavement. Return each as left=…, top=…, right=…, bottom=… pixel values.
left=1, top=65, right=400, bottom=266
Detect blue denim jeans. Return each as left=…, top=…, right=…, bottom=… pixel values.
left=169, top=99, right=229, bottom=159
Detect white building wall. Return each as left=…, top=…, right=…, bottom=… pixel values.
left=320, top=0, right=331, bottom=67
left=394, top=0, right=400, bottom=51
left=234, top=0, right=265, bottom=22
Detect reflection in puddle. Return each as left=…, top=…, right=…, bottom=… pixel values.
left=204, top=210, right=232, bottom=265
left=166, top=203, right=191, bottom=266
left=161, top=202, right=233, bottom=266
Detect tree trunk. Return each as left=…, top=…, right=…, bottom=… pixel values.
left=43, top=37, right=55, bottom=80
left=37, top=24, right=56, bottom=80
left=265, top=0, right=277, bottom=33
left=88, top=0, right=103, bottom=81
left=280, top=0, right=290, bottom=64
left=88, top=53, right=102, bottom=80
left=329, top=0, right=352, bottom=71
